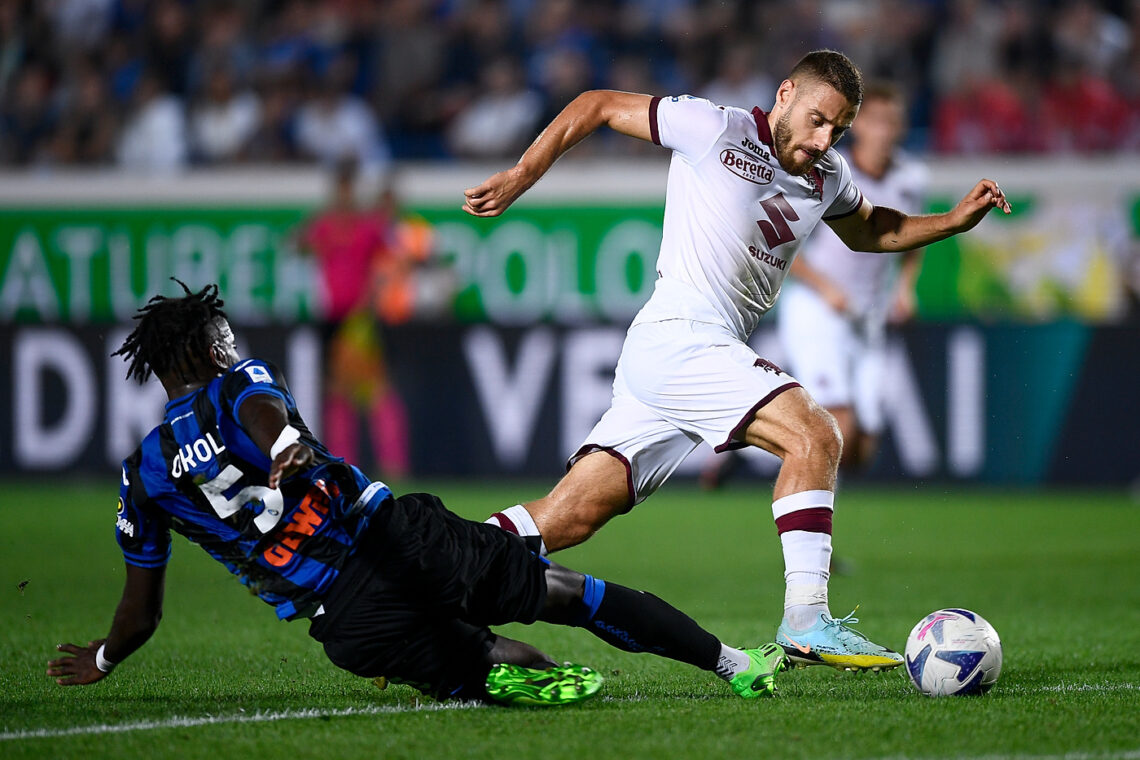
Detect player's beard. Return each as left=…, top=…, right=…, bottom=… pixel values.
left=773, top=109, right=819, bottom=176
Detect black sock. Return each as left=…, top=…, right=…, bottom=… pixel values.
left=572, top=575, right=720, bottom=671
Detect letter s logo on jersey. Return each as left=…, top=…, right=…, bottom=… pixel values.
left=720, top=149, right=774, bottom=185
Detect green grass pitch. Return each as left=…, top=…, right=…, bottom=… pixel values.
left=2, top=478, right=1138, bottom=759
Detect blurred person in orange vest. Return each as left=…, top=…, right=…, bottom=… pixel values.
left=368, top=181, right=448, bottom=326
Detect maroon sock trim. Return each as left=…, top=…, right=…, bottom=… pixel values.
left=775, top=507, right=833, bottom=535
left=487, top=512, right=519, bottom=534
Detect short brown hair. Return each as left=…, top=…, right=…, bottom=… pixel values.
left=790, top=50, right=864, bottom=106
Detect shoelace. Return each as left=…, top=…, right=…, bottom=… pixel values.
left=823, top=607, right=873, bottom=643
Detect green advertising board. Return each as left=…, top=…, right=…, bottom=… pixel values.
left=1, top=187, right=1135, bottom=325
left=418, top=205, right=665, bottom=324
left=0, top=207, right=314, bottom=324
left=0, top=203, right=670, bottom=325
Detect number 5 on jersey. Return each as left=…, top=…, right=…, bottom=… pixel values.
left=199, top=465, right=285, bottom=533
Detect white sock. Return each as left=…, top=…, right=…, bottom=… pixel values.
left=484, top=504, right=547, bottom=555
left=714, top=644, right=752, bottom=680
left=773, top=490, right=834, bottom=630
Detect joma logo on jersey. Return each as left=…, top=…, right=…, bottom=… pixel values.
left=739, top=136, right=771, bottom=161
left=170, top=432, right=227, bottom=478
left=748, top=245, right=788, bottom=270
left=720, top=149, right=774, bottom=185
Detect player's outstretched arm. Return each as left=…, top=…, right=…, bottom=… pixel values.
left=828, top=179, right=1011, bottom=253
left=238, top=393, right=315, bottom=489
left=462, top=90, right=653, bottom=218
left=48, top=564, right=166, bottom=686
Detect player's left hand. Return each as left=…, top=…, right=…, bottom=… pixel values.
left=47, top=640, right=109, bottom=686
left=953, top=179, right=1011, bottom=231
left=269, top=442, right=315, bottom=489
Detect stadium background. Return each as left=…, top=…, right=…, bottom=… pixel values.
left=1, top=0, right=1138, bottom=486
left=2, top=4, right=1140, bottom=758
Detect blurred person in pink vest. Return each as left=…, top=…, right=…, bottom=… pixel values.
left=300, top=158, right=409, bottom=480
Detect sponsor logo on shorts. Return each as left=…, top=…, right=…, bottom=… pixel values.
left=721, top=148, right=775, bottom=185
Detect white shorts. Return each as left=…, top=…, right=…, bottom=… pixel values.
left=569, top=319, right=801, bottom=505
left=777, top=283, right=887, bottom=434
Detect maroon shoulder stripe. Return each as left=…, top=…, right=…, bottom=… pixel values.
left=823, top=189, right=865, bottom=221
left=649, top=96, right=662, bottom=146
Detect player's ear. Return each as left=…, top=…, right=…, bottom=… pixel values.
left=775, top=79, right=795, bottom=109
left=208, top=340, right=237, bottom=372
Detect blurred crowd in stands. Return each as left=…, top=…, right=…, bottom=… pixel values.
left=2, top=0, right=1139, bottom=174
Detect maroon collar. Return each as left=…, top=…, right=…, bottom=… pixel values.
left=751, top=107, right=774, bottom=147
left=753, top=105, right=826, bottom=196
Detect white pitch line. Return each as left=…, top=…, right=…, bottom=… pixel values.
left=1002, top=682, right=1138, bottom=696
left=0, top=701, right=485, bottom=742
left=4, top=682, right=1137, bottom=743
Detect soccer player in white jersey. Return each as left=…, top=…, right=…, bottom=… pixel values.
left=463, top=50, right=1010, bottom=673
left=777, top=82, right=926, bottom=472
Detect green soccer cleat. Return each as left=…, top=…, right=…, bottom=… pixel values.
left=729, top=643, right=787, bottom=699
left=485, top=663, right=603, bottom=706
left=776, top=608, right=904, bottom=672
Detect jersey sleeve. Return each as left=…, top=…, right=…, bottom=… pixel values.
left=222, top=359, right=297, bottom=422
left=651, top=95, right=730, bottom=162
left=822, top=151, right=865, bottom=221
left=116, top=458, right=172, bottom=568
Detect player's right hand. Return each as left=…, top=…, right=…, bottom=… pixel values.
left=462, top=166, right=533, bottom=218
left=953, top=179, right=1011, bottom=231
left=47, top=640, right=109, bottom=686
left=268, top=442, right=315, bottom=489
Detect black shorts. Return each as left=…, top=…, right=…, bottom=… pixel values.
left=308, top=492, right=548, bottom=700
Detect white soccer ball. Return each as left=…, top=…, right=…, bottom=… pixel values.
left=904, top=608, right=1002, bottom=696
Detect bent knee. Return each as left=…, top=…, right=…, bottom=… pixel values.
left=784, top=402, right=843, bottom=466
left=532, top=496, right=614, bottom=550
left=531, top=462, right=630, bottom=550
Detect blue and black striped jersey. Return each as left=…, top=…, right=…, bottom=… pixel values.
left=115, top=358, right=392, bottom=620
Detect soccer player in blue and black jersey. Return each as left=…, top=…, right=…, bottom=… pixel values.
left=48, top=282, right=788, bottom=704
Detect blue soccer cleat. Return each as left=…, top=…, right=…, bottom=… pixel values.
left=775, top=608, right=903, bottom=672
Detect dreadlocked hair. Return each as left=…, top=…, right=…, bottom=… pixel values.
left=113, top=280, right=228, bottom=384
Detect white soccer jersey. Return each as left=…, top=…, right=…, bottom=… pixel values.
left=632, top=95, right=864, bottom=341
left=795, top=149, right=928, bottom=319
